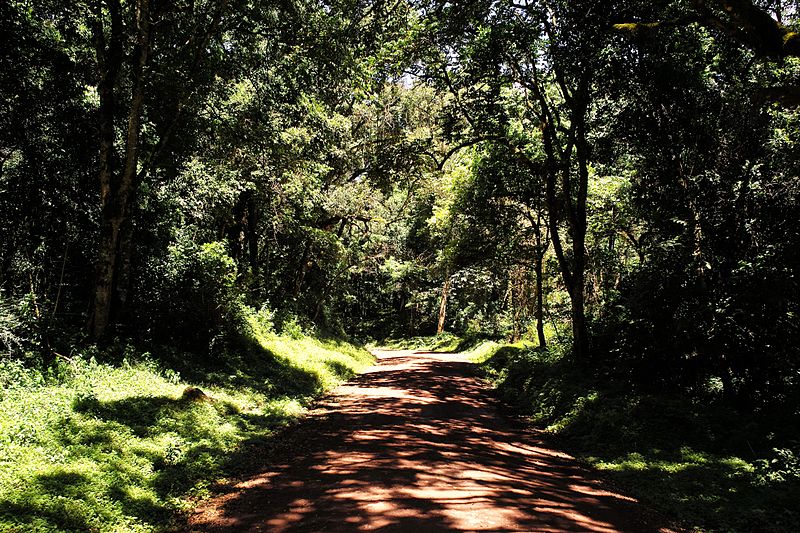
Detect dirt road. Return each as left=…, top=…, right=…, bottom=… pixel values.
left=189, top=350, right=671, bottom=532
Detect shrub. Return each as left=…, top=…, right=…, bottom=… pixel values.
left=141, top=236, right=243, bottom=352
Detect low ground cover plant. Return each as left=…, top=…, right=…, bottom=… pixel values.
left=0, top=328, right=373, bottom=533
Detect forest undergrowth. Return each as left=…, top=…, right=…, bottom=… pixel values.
left=0, top=317, right=373, bottom=533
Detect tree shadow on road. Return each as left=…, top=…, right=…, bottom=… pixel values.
left=190, top=352, right=671, bottom=532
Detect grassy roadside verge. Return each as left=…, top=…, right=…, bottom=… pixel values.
left=377, top=332, right=483, bottom=353
left=0, top=329, right=373, bottom=532
left=459, top=339, right=799, bottom=533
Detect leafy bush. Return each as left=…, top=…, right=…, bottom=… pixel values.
left=273, top=310, right=316, bottom=340
left=0, top=358, right=44, bottom=396
left=280, top=315, right=306, bottom=340
left=0, top=294, right=24, bottom=357
left=755, top=447, right=800, bottom=484
left=243, top=304, right=275, bottom=339
left=141, top=237, right=243, bottom=352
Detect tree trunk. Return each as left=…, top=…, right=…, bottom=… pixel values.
left=113, top=203, right=136, bottom=324
left=293, top=241, right=311, bottom=298
left=570, top=274, right=589, bottom=359
left=437, top=274, right=450, bottom=335
left=88, top=0, right=120, bottom=338
left=91, top=0, right=151, bottom=339
left=510, top=277, right=520, bottom=343
left=246, top=192, right=259, bottom=270
left=534, top=252, right=546, bottom=349
left=228, top=191, right=248, bottom=265
left=571, top=108, right=591, bottom=359
left=92, top=216, right=124, bottom=338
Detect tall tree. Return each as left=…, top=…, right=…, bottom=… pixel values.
left=419, top=0, right=614, bottom=357
left=88, top=0, right=239, bottom=338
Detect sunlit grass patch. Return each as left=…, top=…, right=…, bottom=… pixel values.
left=594, top=449, right=710, bottom=474
left=378, top=332, right=464, bottom=352
left=463, top=340, right=508, bottom=364
left=0, top=332, right=373, bottom=532
left=260, top=334, right=374, bottom=394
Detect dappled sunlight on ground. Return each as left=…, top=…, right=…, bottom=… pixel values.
left=189, top=350, right=672, bottom=532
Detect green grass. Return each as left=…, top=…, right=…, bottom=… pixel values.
left=470, top=341, right=800, bottom=533
left=0, top=327, right=374, bottom=532
left=377, top=332, right=490, bottom=353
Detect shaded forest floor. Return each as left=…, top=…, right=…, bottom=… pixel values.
left=189, top=349, right=671, bottom=532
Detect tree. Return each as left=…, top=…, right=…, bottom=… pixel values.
left=419, top=0, right=617, bottom=357
left=88, top=0, right=241, bottom=338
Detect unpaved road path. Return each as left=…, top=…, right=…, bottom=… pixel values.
left=189, top=350, right=672, bottom=532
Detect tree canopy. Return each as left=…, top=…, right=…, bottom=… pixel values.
left=1, top=0, right=799, bottom=412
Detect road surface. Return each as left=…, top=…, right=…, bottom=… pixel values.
left=189, top=349, right=672, bottom=532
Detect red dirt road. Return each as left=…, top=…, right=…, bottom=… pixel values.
left=189, top=350, right=672, bottom=532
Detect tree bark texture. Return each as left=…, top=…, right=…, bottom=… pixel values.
left=437, top=274, right=450, bottom=335
left=534, top=252, right=546, bottom=349
left=91, top=0, right=151, bottom=339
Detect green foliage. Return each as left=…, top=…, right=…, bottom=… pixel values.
left=142, top=238, right=242, bottom=352
left=0, top=295, right=24, bottom=358
left=755, top=448, right=800, bottom=484
left=0, top=358, right=44, bottom=393
left=244, top=305, right=276, bottom=339
left=0, top=332, right=373, bottom=532
left=275, top=312, right=309, bottom=341
left=0, top=292, right=50, bottom=365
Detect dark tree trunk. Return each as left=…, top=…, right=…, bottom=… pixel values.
left=113, top=201, right=136, bottom=324
left=293, top=241, right=311, bottom=298
left=91, top=0, right=151, bottom=339
left=227, top=188, right=259, bottom=272
left=570, top=277, right=589, bottom=359
left=534, top=252, right=546, bottom=349
left=571, top=106, right=591, bottom=359
left=228, top=191, right=248, bottom=265
left=510, top=278, right=520, bottom=343
left=246, top=192, right=259, bottom=270
left=94, top=210, right=134, bottom=339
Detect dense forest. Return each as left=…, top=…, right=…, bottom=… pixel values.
left=1, top=0, right=800, bottom=531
